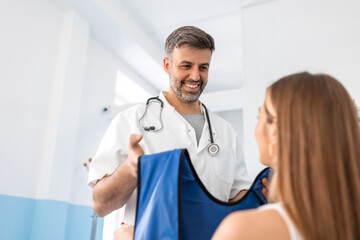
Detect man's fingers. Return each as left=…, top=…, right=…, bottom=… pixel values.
left=262, top=178, right=270, bottom=188
left=261, top=187, right=268, bottom=199
left=114, top=224, right=135, bottom=239
left=129, top=134, right=144, bottom=156
left=129, top=134, right=143, bottom=147
left=261, top=177, right=271, bottom=200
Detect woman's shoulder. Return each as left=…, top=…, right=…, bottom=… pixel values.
left=212, top=204, right=290, bottom=240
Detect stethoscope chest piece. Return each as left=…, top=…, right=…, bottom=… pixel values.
left=208, top=143, right=219, bottom=156
left=202, top=103, right=220, bottom=157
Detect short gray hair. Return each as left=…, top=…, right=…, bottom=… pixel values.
left=165, top=26, right=215, bottom=57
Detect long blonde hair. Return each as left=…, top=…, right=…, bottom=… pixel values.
left=269, top=72, right=360, bottom=240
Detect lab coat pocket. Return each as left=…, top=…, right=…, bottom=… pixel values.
left=213, top=155, right=233, bottom=184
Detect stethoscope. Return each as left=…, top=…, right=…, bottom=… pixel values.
left=138, top=97, right=220, bottom=157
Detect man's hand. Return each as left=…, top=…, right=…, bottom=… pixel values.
left=114, top=224, right=134, bottom=240
left=261, top=177, right=270, bottom=201
left=229, top=176, right=271, bottom=203
left=125, top=134, right=144, bottom=179
left=229, top=189, right=247, bottom=202
left=92, top=134, right=144, bottom=217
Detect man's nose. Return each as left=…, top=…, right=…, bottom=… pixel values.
left=189, top=68, right=200, bottom=81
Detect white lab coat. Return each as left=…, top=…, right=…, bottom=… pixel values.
left=88, top=92, right=251, bottom=238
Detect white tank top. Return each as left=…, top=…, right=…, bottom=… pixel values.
left=259, top=203, right=303, bottom=240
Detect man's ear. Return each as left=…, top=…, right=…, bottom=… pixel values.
left=163, top=57, right=170, bottom=74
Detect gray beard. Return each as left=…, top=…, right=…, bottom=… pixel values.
left=170, top=81, right=203, bottom=103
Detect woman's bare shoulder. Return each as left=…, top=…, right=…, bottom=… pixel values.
left=212, top=207, right=290, bottom=240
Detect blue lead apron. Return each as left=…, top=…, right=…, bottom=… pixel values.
left=134, top=149, right=271, bottom=240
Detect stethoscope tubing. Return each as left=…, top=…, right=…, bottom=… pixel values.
left=139, top=97, right=219, bottom=156
left=202, top=104, right=214, bottom=144
left=138, top=97, right=164, bottom=132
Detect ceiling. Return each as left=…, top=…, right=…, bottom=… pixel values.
left=51, top=0, right=273, bottom=95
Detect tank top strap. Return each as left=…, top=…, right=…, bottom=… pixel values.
left=259, top=203, right=303, bottom=240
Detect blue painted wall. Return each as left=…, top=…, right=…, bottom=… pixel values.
left=0, top=195, right=103, bottom=240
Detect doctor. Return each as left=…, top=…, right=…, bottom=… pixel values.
left=88, top=26, right=251, bottom=237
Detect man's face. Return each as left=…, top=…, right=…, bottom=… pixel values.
left=164, top=45, right=212, bottom=102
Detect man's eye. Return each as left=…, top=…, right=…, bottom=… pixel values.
left=200, top=66, right=208, bottom=71
left=181, top=65, right=191, bottom=69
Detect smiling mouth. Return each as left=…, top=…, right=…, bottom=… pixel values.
left=185, top=83, right=200, bottom=89
left=182, top=80, right=202, bottom=91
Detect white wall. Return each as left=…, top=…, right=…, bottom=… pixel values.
left=242, top=0, right=360, bottom=177
left=68, top=35, right=122, bottom=206
left=0, top=0, right=63, bottom=198
left=203, top=0, right=360, bottom=179
left=42, top=10, right=90, bottom=202
left=0, top=0, right=159, bottom=209
left=0, top=0, right=95, bottom=206
left=242, top=0, right=360, bottom=99
left=0, top=1, right=103, bottom=238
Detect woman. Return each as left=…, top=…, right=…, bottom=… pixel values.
left=212, top=72, right=360, bottom=240
left=116, top=72, right=360, bottom=240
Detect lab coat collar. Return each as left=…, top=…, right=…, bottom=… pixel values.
left=159, top=91, right=212, bottom=121
left=158, top=91, right=169, bottom=107
left=158, top=91, right=218, bottom=152
left=159, top=91, right=178, bottom=112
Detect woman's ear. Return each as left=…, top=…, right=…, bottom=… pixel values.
left=268, top=123, right=277, bottom=148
